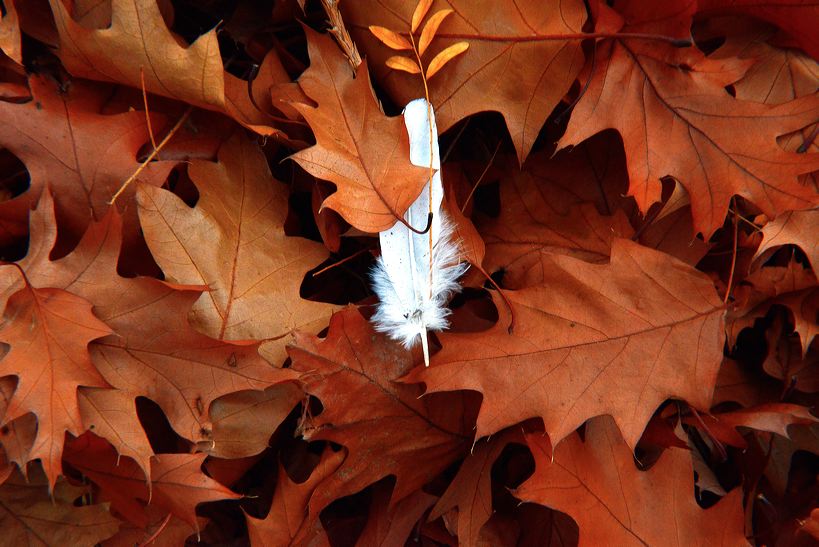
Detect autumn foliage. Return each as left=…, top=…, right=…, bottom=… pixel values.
left=0, top=0, right=817, bottom=545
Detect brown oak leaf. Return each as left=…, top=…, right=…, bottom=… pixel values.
left=246, top=446, right=343, bottom=546
left=430, top=429, right=523, bottom=547
left=559, top=3, right=819, bottom=238
left=137, top=132, right=335, bottom=364
left=0, top=464, right=120, bottom=545
left=64, top=433, right=239, bottom=533
left=0, top=75, right=173, bottom=249
left=203, top=383, right=303, bottom=459
left=290, top=28, right=429, bottom=233
left=730, top=258, right=817, bottom=355
left=48, top=0, right=224, bottom=111
left=754, top=209, right=818, bottom=272
left=405, top=239, right=725, bottom=449
left=0, top=190, right=297, bottom=474
left=514, top=415, right=749, bottom=546
left=0, top=0, right=21, bottom=64
left=0, top=283, right=111, bottom=487
left=288, top=307, right=472, bottom=516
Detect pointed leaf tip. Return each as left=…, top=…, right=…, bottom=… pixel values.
left=411, top=0, right=434, bottom=33
left=369, top=26, right=412, bottom=51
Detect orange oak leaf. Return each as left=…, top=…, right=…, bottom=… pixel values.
left=708, top=18, right=819, bottom=191
left=289, top=28, right=429, bottom=233
left=63, top=433, right=240, bottom=533
left=514, top=416, right=749, bottom=546
left=0, top=377, right=36, bottom=475
left=754, top=209, right=818, bottom=272
left=343, top=0, right=587, bottom=163
left=730, top=258, right=817, bottom=355
left=76, top=387, right=153, bottom=474
left=288, top=307, right=472, bottom=515
left=0, top=0, right=21, bottom=64
left=0, top=75, right=173, bottom=249
left=478, top=164, right=634, bottom=288
left=558, top=4, right=819, bottom=238
left=684, top=403, right=818, bottom=448
left=698, top=0, right=819, bottom=61
left=0, top=465, right=120, bottom=545
left=0, top=190, right=297, bottom=471
left=48, top=0, right=224, bottom=111
left=430, top=429, right=523, bottom=547
left=0, top=283, right=111, bottom=487
left=246, top=446, right=344, bottom=546
left=136, top=133, right=335, bottom=364
left=405, top=239, right=725, bottom=449
left=357, top=481, right=437, bottom=546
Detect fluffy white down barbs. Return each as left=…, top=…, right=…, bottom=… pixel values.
left=370, top=99, right=467, bottom=365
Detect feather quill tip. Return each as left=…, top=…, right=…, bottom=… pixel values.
left=371, top=215, right=467, bottom=364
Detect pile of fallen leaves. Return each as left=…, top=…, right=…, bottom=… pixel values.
left=0, top=0, right=817, bottom=545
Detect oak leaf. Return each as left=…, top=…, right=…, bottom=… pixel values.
left=0, top=284, right=111, bottom=487
left=204, top=383, right=303, bottom=459
left=344, top=0, right=587, bottom=163
left=559, top=3, right=819, bottom=237
left=430, top=429, right=523, bottom=547
left=63, top=433, right=240, bottom=533
left=479, top=170, right=634, bottom=288
left=0, top=0, right=21, bottom=64
left=288, top=307, right=472, bottom=515
left=698, top=0, right=819, bottom=60
left=0, top=190, right=297, bottom=472
left=246, top=446, right=343, bottom=546
left=357, top=481, right=437, bottom=547
left=137, top=133, right=335, bottom=364
left=0, top=465, right=120, bottom=545
left=405, top=239, right=725, bottom=449
left=730, top=258, right=817, bottom=355
left=290, top=28, right=429, bottom=233
left=514, top=416, right=748, bottom=546
left=0, top=75, right=173, bottom=249
left=706, top=18, right=819, bottom=193
left=684, top=403, right=818, bottom=448
left=754, top=209, right=818, bottom=271
left=48, top=0, right=224, bottom=111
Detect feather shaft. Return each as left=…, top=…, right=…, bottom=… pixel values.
left=371, top=99, right=466, bottom=365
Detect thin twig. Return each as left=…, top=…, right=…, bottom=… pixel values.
left=311, top=248, right=371, bottom=277
left=109, top=106, right=193, bottom=205
left=724, top=198, right=739, bottom=305
left=462, top=140, right=501, bottom=213
left=140, top=68, right=158, bottom=154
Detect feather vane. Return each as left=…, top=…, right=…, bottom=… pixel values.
left=371, top=98, right=466, bottom=365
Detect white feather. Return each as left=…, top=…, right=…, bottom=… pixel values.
left=371, top=99, right=466, bottom=365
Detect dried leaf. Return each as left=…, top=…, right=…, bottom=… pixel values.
left=411, top=0, right=434, bottom=32
left=369, top=25, right=412, bottom=50
left=418, top=9, right=453, bottom=56
left=0, top=465, right=120, bottom=545
left=405, top=239, right=725, bottom=449
left=0, top=284, right=111, bottom=487
left=386, top=55, right=422, bottom=74
left=426, top=41, right=469, bottom=79
left=290, top=28, right=428, bottom=232
left=514, top=416, right=748, bottom=546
